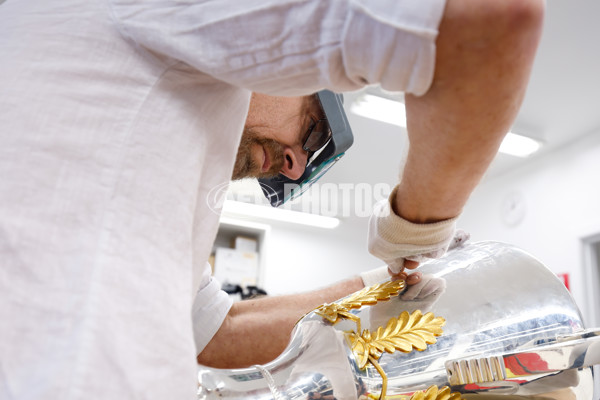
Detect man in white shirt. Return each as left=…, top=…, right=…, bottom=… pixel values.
left=0, top=0, right=544, bottom=398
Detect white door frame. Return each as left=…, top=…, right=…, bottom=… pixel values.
left=581, top=233, right=600, bottom=398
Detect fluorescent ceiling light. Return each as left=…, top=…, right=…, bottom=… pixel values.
left=350, top=94, right=407, bottom=127
left=221, top=200, right=340, bottom=229
left=351, top=94, right=542, bottom=157
left=499, top=132, right=542, bottom=157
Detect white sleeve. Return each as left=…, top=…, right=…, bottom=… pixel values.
left=191, top=263, right=233, bottom=354
left=109, top=0, right=446, bottom=96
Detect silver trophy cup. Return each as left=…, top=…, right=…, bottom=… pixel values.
left=198, top=242, right=600, bottom=400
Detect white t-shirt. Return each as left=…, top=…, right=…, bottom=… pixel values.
left=0, top=0, right=445, bottom=398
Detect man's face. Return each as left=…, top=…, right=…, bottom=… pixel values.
left=232, top=93, right=321, bottom=181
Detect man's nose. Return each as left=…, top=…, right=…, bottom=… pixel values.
left=279, top=146, right=308, bottom=180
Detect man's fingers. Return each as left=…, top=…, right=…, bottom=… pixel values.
left=405, top=271, right=422, bottom=285
left=389, top=270, right=408, bottom=281
left=384, top=231, right=467, bottom=289
left=389, top=267, right=422, bottom=285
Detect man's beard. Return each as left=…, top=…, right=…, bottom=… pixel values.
left=231, top=128, right=285, bottom=180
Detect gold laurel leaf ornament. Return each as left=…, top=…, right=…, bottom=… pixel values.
left=365, top=385, right=462, bottom=400
left=346, top=311, right=446, bottom=400
left=346, top=310, right=445, bottom=369
left=314, top=280, right=405, bottom=332
left=340, top=280, right=406, bottom=309
left=406, top=385, right=463, bottom=400
left=372, top=310, right=445, bottom=354
left=312, top=281, right=456, bottom=400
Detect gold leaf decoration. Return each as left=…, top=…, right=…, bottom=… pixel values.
left=314, top=303, right=350, bottom=325
left=406, top=385, right=463, bottom=400
left=314, top=283, right=450, bottom=400
left=342, top=280, right=406, bottom=308
left=346, top=310, right=445, bottom=369
left=315, top=280, right=405, bottom=325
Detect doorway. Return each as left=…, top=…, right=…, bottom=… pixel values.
left=582, top=236, right=600, bottom=398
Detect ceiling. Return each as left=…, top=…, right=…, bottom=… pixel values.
left=486, top=0, right=600, bottom=178
left=230, top=1, right=600, bottom=214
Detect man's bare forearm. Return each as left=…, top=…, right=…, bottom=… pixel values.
left=396, top=0, right=545, bottom=223
left=197, top=276, right=364, bottom=369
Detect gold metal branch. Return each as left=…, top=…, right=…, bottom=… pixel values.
left=313, top=283, right=454, bottom=400
left=366, top=385, right=462, bottom=400
left=346, top=310, right=445, bottom=369
left=346, top=310, right=446, bottom=400
left=404, top=385, right=463, bottom=400
left=314, top=280, right=405, bottom=332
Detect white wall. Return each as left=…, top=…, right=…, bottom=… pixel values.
left=261, top=215, right=383, bottom=296
left=458, top=128, right=600, bottom=325
left=260, top=127, right=600, bottom=327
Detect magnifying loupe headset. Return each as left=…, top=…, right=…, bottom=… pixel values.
left=259, top=90, right=354, bottom=207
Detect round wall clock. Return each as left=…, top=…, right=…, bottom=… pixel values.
left=501, top=191, right=526, bottom=227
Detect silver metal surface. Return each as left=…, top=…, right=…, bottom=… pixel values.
left=446, top=330, right=600, bottom=386
left=197, top=242, right=598, bottom=399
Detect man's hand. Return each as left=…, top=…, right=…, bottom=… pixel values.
left=368, top=186, right=469, bottom=275
left=368, top=273, right=447, bottom=327
left=400, top=273, right=446, bottom=301
left=392, top=229, right=470, bottom=282
left=363, top=229, right=469, bottom=286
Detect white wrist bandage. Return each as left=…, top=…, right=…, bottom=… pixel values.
left=359, top=265, right=390, bottom=287
left=368, top=186, right=459, bottom=274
